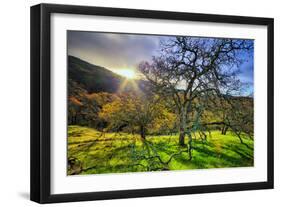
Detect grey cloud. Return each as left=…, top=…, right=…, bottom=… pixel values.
left=68, top=31, right=163, bottom=70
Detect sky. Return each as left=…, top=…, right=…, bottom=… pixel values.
left=68, top=31, right=254, bottom=95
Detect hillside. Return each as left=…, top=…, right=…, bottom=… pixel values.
left=67, top=56, right=253, bottom=102
left=68, top=56, right=124, bottom=93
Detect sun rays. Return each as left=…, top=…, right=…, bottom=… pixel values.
left=112, top=68, right=140, bottom=93
left=115, top=69, right=136, bottom=79
left=117, top=77, right=140, bottom=93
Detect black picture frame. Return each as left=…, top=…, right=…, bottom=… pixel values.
left=30, top=3, right=274, bottom=204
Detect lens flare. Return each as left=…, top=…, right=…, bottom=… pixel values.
left=116, top=69, right=136, bottom=79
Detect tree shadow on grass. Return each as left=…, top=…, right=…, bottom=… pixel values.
left=145, top=140, right=181, bottom=155
left=222, top=144, right=253, bottom=163
left=191, top=142, right=253, bottom=167
left=69, top=133, right=254, bottom=174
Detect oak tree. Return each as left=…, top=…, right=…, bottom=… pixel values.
left=138, top=37, right=253, bottom=158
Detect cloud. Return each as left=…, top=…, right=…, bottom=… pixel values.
left=68, top=31, right=163, bottom=71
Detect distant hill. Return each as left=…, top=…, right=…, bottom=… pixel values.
left=68, top=56, right=124, bottom=93
left=68, top=56, right=252, bottom=102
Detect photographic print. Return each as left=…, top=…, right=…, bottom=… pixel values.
left=30, top=4, right=273, bottom=203
left=67, top=31, right=254, bottom=175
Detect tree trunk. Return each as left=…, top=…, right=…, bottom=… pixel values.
left=223, top=126, right=228, bottom=135
left=72, top=115, right=77, bottom=125
left=179, top=131, right=185, bottom=146
left=187, top=132, right=193, bottom=160
left=221, top=125, right=228, bottom=135
left=178, top=106, right=187, bottom=146
left=140, top=125, right=146, bottom=140
left=221, top=125, right=224, bottom=134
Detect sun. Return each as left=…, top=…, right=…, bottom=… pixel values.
left=116, top=69, right=136, bottom=79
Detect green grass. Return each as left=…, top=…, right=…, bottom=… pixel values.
left=67, top=125, right=254, bottom=175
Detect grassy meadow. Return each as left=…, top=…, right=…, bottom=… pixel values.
left=67, top=125, right=254, bottom=175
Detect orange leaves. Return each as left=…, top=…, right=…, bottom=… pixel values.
left=69, top=96, right=83, bottom=106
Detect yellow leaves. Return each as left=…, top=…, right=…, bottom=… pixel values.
left=151, top=109, right=177, bottom=133
left=99, top=99, right=122, bottom=120
left=98, top=92, right=178, bottom=134
left=86, top=92, right=117, bottom=106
